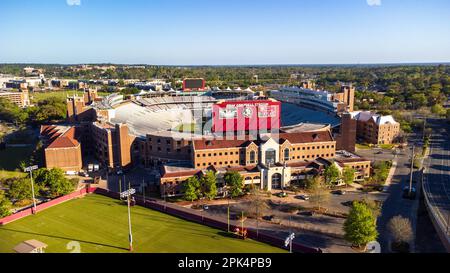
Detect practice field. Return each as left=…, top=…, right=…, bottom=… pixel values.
left=0, top=194, right=285, bottom=253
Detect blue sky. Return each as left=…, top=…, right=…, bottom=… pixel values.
left=0, top=0, right=449, bottom=65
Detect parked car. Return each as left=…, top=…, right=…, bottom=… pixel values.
left=333, top=190, right=347, bottom=195
left=402, top=186, right=417, bottom=199
left=276, top=192, right=288, bottom=198
left=301, top=211, right=315, bottom=217
left=297, top=194, right=310, bottom=201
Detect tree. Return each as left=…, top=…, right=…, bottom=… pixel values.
left=183, top=176, right=201, bottom=202
left=8, top=178, right=34, bottom=202
left=0, top=190, right=12, bottom=218
left=387, top=215, right=413, bottom=247
left=201, top=171, right=217, bottom=200
left=247, top=188, right=269, bottom=219
left=28, top=97, right=67, bottom=124
left=342, top=167, right=356, bottom=187
left=344, top=201, right=378, bottom=248
left=0, top=97, right=28, bottom=125
left=309, top=176, right=330, bottom=210
left=224, top=171, right=244, bottom=198
left=431, top=104, right=446, bottom=116
left=323, top=164, right=340, bottom=186
left=34, top=168, right=77, bottom=198
left=371, top=161, right=392, bottom=185
left=410, top=93, right=427, bottom=109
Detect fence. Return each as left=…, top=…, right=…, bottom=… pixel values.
left=421, top=172, right=450, bottom=252
left=94, top=188, right=321, bottom=253
left=0, top=186, right=96, bottom=225
left=0, top=187, right=321, bottom=253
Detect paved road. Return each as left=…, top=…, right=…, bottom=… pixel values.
left=422, top=118, right=450, bottom=245
left=376, top=132, right=423, bottom=253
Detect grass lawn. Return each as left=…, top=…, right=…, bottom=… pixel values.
left=0, top=194, right=286, bottom=253
left=355, top=143, right=372, bottom=150
left=0, top=146, right=35, bottom=171
left=0, top=170, right=27, bottom=180
left=379, top=144, right=395, bottom=150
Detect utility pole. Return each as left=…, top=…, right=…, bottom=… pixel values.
left=409, top=145, right=415, bottom=195
left=256, top=199, right=259, bottom=238
left=119, top=178, right=122, bottom=200
left=227, top=196, right=230, bottom=233
left=447, top=211, right=450, bottom=235
left=163, top=183, right=166, bottom=211
left=241, top=211, right=244, bottom=239
left=24, top=165, right=38, bottom=214
left=142, top=179, right=146, bottom=203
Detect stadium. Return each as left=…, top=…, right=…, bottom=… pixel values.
left=40, top=79, right=370, bottom=197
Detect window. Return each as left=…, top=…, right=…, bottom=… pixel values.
left=249, top=151, right=256, bottom=164
left=284, top=148, right=290, bottom=161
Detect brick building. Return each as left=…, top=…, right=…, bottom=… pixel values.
left=350, top=111, right=401, bottom=145
left=40, top=125, right=83, bottom=172
left=0, top=89, right=30, bottom=107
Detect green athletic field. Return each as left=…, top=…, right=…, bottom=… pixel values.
left=0, top=194, right=285, bottom=253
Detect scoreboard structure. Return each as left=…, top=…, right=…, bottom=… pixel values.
left=212, top=100, right=281, bottom=133
left=183, top=78, right=206, bottom=91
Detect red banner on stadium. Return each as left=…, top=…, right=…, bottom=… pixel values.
left=212, top=100, right=281, bottom=133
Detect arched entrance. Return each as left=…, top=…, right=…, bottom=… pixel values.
left=271, top=173, right=282, bottom=189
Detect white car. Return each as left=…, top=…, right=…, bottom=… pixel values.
left=298, top=195, right=310, bottom=201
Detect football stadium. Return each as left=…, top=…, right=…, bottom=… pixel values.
left=40, top=80, right=369, bottom=199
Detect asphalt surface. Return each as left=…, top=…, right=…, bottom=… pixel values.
left=375, top=132, right=423, bottom=253
left=422, top=118, right=450, bottom=244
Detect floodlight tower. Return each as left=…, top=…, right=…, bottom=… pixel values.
left=120, top=181, right=136, bottom=252
left=24, top=165, right=38, bottom=214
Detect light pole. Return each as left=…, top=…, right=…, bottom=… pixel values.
left=227, top=196, right=230, bottom=233
left=24, top=165, right=38, bottom=214
left=256, top=199, right=259, bottom=238
left=118, top=178, right=122, bottom=200
left=409, top=145, right=415, bottom=196
left=447, top=211, right=450, bottom=235
left=142, top=179, right=146, bottom=203
left=120, top=184, right=136, bottom=252
left=284, top=233, right=295, bottom=253
left=163, top=183, right=166, bottom=211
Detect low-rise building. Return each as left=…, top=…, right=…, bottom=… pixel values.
left=40, top=125, right=83, bottom=172
left=0, top=89, right=30, bottom=107
left=350, top=111, right=401, bottom=145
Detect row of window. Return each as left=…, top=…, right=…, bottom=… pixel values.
left=288, top=145, right=335, bottom=151
left=197, top=160, right=241, bottom=167
left=148, top=138, right=192, bottom=146
left=196, top=150, right=242, bottom=157
left=149, top=146, right=192, bottom=154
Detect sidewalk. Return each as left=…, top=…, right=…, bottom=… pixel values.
left=382, top=151, right=399, bottom=191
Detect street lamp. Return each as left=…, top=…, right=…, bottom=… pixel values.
left=23, top=165, right=38, bottom=214
left=284, top=232, right=295, bottom=253
left=120, top=184, right=136, bottom=252
left=163, top=183, right=166, bottom=211
left=409, top=145, right=415, bottom=196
